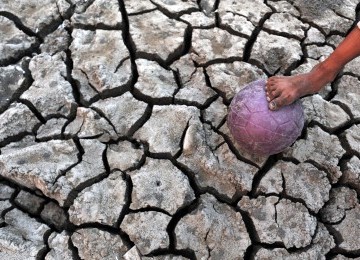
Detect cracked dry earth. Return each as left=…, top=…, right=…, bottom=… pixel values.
left=1, top=0, right=360, bottom=259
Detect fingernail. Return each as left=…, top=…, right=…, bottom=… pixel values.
left=266, top=96, right=270, bottom=102
left=269, top=101, right=275, bottom=110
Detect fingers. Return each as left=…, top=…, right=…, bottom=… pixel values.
left=266, top=89, right=281, bottom=102
left=269, top=101, right=277, bottom=110
left=266, top=76, right=299, bottom=110
left=269, top=93, right=295, bottom=110
left=269, top=97, right=283, bottom=111
left=266, top=76, right=283, bottom=91
left=266, top=79, right=275, bottom=92
left=266, top=77, right=288, bottom=110
left=266, top=78, right=281, bottom=98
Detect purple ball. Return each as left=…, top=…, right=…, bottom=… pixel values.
left=227, top=79, right=304, bottom=156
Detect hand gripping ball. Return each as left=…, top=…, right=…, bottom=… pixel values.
left=227, top=79, right=305, bottom=156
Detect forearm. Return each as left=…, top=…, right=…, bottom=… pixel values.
left=324, top=23, right=360, bottom=71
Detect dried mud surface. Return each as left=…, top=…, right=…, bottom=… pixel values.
left=0, top=0, right=360, bottom=259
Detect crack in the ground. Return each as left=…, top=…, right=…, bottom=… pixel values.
left=67, top=233, right=82, bottom=260
left=87, top=106, right=119, bottom=136
left=1, top=0, right=360, bottom=258
left=193, top=56, right=244, bottom=69
left=149, top=0, right=199, bottom=19
left=72, top=0, right=96, bottom=14
left=127, top=104, right=153, bottom=137
left=303, top=159, right=339, bottom=185
left=49, top=138, right=83, bottom=189
left=249, top=155, right=279, bottom=197
left=64, top=47, right=82, bottom=106
left=76, top=69, right=100, bottom=101
left=242, top=11, right=273, bottom=63
left=127, top=8, right=158, bottom=17
left=332, top=100, right=358, bottom=123
left=129, top=207, right=172, bottom=216
left=37, top=229, right=53, bottom=260
left=115, top=171, right=132, bottom=227
left=240, top=208, right=261, bottom=259
left=132, top=87, right=174, bottom=105
left=211, top=126, right=260, bottom=169
left=0, top=132, right=38, bottom=150
left=0, top=42, right=39, bottom=68
left=72, top=23, right=122, bottom=31
left=202, top=65, right=235, bottom=105
left=0, top=11, right=40, bottom=38
left=166, top=198, right=199, bottom=258
left=217, top=11, right=252, bottom=39
left=0, top=59, right=33, bottom=114
left=175, top=91, right=219, bottom=110
left=62, top=169, right=109, bottom=209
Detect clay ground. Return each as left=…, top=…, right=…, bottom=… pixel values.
left=0, top=0, right=360, bottom=259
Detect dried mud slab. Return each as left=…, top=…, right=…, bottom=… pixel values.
left=51, top=139, right=106, bottom=206
left=0, top=209, right=51, bottom=260
left=191, top=28, right=247, bottom=65
left=302, top=95, right=350, bottom=131
left=344, top=124, right=360, bottom=155
left=0, top=102, right=40, bottom=144
left=91, top=92, right=148, bottom=137
left=37, top=118, right=68, bottom=141
left=263, top=13, right=308, bottom=40
left=45, top=232, right=73, bottom=260
left=283, top=126, right=346, bottom=183
left=123, top=0, right=156, bottom=15
left=0, top=58, right=29, bottom=111
left=206, top=61, right=266, bottom=102
left=21, top=52, right=77, bottom=119
left=333, top=75, right=360, bottom=119
left=0, top=0, right=70, bottom=36
left=107, top=140, right=144, bottom=172
left=71, top=228, right=129, bottom=259
left=134, top=105, right=199, bottom=156
left=0, top=0, right=360, bottom=259
left=121, top=211, right=171, bottom=255
left=320, top=187, right=357, bottom=223
left=40, top=22, right=70, bottom=55
left=178, top=117, right=258, bottom=200
left=218, top=0, right=272, bottom=25
left=239, top=196, right=317, bottom=248
left=342, top=156, right=360, bottom=193
left=0, top=16, right=37, bottom=65
left=250, top=31, right=302, bottom=74
left=291, top=0, right=355, bottom=34
left=134, top=59, right=177, bottom=101
left=254, top=223, right=335, bottom=259
left=71, top=29, right=132, bottom=100
left=332, top=205, right=360, bottom=252
left=129, top=158, right=195, bottom=215
left=64, top=107, right=117, bottom=142
left=280, top=162, right=331, bottom=213
left=71, top=0, right=122, bottom=28
left=171, top=54, right=217, bottom=106
left=0, top=140, right=78, bottom=196
left=175, top=193, right=251, bottom=259
left=129, top=10, right=188, bottom=63
left=69, top=171, right=127, bottom=226
left=180, top=12, right=215, bottom=28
